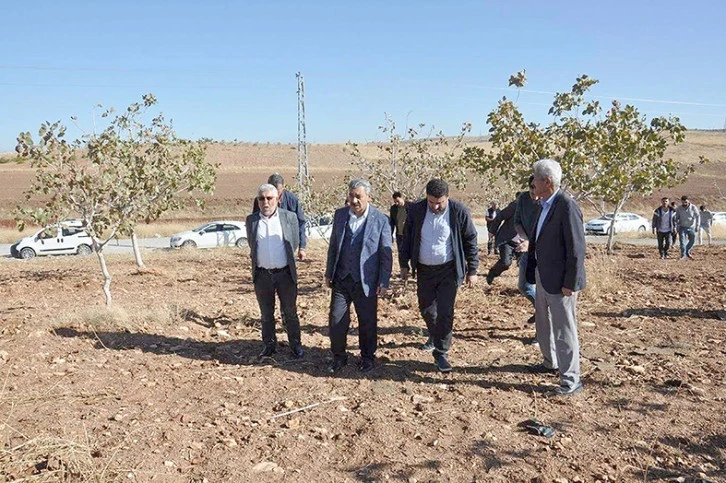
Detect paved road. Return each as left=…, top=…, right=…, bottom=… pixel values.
left=2, top=226, right=722, bottom=260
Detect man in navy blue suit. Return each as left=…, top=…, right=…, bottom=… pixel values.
left=324, top=179, right=393, bottom=374
left=526, top=159, right=587, bottom=397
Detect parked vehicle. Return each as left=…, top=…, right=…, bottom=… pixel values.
left=10, top=220, right=93, bottom=259
left=584, top=212, right=650, bottom=235
left=712, top=211, right=726, bottom=226
left=169, top=221, right=247, bottom=249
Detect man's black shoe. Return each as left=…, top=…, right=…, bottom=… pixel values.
left=290, top=344, right=304, bottom=359
left=486, top=273, right=495, bottom=285
left=258, top=345, right=276, bottom=358
left=434, top=354, right=452, bottom=373
left=325, top=357, right=348, bottom=375
left=358, top=359, right=375, bottom=373
left=528, top=363, right=558, bottom=375
left=526, top=315, right=536, bottom=324
left=420, top=338, right=435, bottom=352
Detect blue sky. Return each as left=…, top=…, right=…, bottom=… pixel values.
left=1, top=1, right=724, bottom=151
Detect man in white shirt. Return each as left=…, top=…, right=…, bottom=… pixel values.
left=399, top=179, right=479, bottom=373
left=246, top=184, right=303, bottom=359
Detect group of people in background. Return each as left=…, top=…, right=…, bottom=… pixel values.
left=242, top=159, right=623, bottom=398
left=652, top=195, right=715, bottom=260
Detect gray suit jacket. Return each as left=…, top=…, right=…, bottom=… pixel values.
left=526, top=190, right=586, bottom=294
left=325, top=205, right=393, bottom=297
left=246, top=208, right=300, bottom=283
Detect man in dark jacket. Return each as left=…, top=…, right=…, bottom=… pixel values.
left=252, top=173, right=307, bottom=260
left=526, top=159, right=586, bottom=397
left=485, top=198, right=520, bottom=285
left=652, top=197, right=676, bottom=259
left=400, top=179, right=479, bottom=372
left=485, top=201, right=501, bottom=255
left=389, top=191, right=408, bottom=271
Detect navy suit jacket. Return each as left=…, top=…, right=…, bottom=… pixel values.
left=325, top=205, right=393, bottom=297
left=526, top=190, right=587, bottom=294
left=246, top=208, right=300, bottom=283
left=400, top=198, right=479, bottom=286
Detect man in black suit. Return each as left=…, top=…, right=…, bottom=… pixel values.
left=246, top=183, right=304, bottom=359
left=252, top=173, right=307, bottom=260
left=526, top=159, right=587, bottom=396
left=400, top=179, right=479, bottom=372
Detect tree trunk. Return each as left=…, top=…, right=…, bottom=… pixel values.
left=94, top=244, right=113, bottom=308
left=606, top=203, right=624, bottom=255
left=131, top=231, right=146, bottom=269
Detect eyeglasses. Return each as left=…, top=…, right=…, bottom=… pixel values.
left=257, top=196, right=275, bottom=202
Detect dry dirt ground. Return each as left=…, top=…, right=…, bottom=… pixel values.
left=0, top=241, right=724, bottom=482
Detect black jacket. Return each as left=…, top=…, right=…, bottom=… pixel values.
left=400, top=198, right=479, bottom=286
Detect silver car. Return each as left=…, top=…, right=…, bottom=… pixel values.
left=170, top=220, right=247, bottom=249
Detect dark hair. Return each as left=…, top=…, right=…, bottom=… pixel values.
left=700, top=205, right=706, bottom=210
left=661, top=197, right=669, bottom=202
left=426, top=179, right=449, bottom=198
left=392, top=191, right=403, bottom=199
left=268, top=173, right=285, bottom=187
left=681, top=195, right=689, bottom=201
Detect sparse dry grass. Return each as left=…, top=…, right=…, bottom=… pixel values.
left=582, top=246, right=621, bottom=300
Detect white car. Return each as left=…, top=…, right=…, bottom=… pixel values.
left=170, top=220, right=247, bottom=249
left=712, top=211, right=726, bottom=226
left=584, top=212, right=650, bottom=235
left=306, top=214, right=333, bottom=240
left=10, top=220, right=93, bottom=259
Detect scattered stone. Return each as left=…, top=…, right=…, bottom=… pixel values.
left=626, top=365, right=646, bottom=375
left=221, top=437, right=238, bottom=448
left=412, top=394, right=434, bottom=405
left=284, top=418, right=301, bottom=429
left=163, top=460, right=175, bottom=467
left=112, top=414, right=124, bottom=422
left=253, top=461, right=281, bottom=473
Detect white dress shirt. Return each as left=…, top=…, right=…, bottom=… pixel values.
left=256, top=210, right=288, bottom=269
left=348, top=204, right=370, bottom=235
left=419, top=203, right=454, bottom=265
left=536, top=189, right=560, bottom=241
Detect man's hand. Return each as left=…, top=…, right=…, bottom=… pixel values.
left=400, top=267, right=410, bottom=280
left=298, top=249, right=306, bottom=261
left=516, top=240, right=529, bottom=253
left=466, top=274, right=478, bottom=287
left=377, top=286, right=388, bottom=297
left=325, top=277, right=332, bottom=288
left=562, top=287, right=573, bottom=296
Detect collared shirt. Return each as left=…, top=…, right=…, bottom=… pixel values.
left=348, top=204, right=370, bottom=235
left=256, top=209, right=288, bottom=269
left=536, top=189, right=560, bottom=241
left=419, top=203, right=454, bottom=265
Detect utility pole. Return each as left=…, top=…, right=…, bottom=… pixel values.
left=296, top=72, right=309, bottom=197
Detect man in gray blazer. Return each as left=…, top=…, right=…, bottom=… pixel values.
left=526, top=159, right=587, bottom=396
left=325, top=179, right=393, bottom=374
left=246, top=184, right=303, bottom=359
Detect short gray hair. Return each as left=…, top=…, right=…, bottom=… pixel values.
left=268, top=173, right=284, bottom=187
left=348, top=179, right=372, bottom=195
left=532, top=159, right=562, bottom=188
left=257, top=184, right=278, bottom=198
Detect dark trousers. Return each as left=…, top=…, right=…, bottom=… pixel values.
left=329, top=275, right=378, bottom=361
left=487, top=242, right=517, bottom=281
left=417, top=261, right=458, bottom=356
left=656, top=231, right=671, bottom=257
left=395, top=234, right=405, bottom=270
left=254, top=267, right=301, bottom=348
left=487, top=234, right=499, bottom=254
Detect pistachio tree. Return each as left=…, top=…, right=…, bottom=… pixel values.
left=464, top=72, right=707, bottom=253
left=346, top=116, right=472, bottom=201
left=15, top=95, right=216, bottom=306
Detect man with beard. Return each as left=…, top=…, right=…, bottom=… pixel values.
left=400, top=179, right=479, bottom=372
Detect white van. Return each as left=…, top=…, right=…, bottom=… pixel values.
left=10, top=220, right=93, bottom=259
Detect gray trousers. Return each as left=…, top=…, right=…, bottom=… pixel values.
left=535, top=269, right=581, bottom=389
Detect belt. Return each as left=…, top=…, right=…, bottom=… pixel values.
left=256, top=266, right=289, bottom=274
left=417, top=260, right=455, bottom=270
